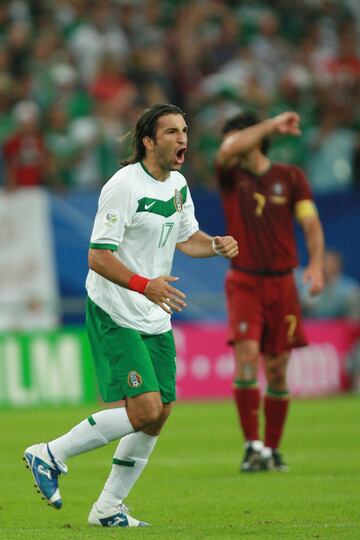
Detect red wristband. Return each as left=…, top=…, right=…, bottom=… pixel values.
left=128, top=274, right=150, bottom=294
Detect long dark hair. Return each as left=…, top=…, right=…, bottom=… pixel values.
left=120, top=104, right=185, bottom=166
left=222, top=110, right=270, bottom=155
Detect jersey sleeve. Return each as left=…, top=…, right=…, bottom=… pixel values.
left=292, top=166, right=314, bottom=203
left=177, top=184, right=199, bottom=243
left=89, top=174, right=137, bottom=251
left=292, top=166, right=319, bottom=221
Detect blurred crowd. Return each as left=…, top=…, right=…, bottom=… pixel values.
left=0, top=0, right=359, bottom=193
left=296, top=249, right=360, bottom=320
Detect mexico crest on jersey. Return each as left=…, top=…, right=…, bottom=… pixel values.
left=174, top=189, right=183, bottom=212
left=127, top=371, right=142, bottom=388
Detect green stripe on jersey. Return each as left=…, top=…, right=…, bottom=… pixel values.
left=113, top=458, right=136, bottom=467
left=90, top=242, right=118, bottom=251
left=136, top=185, right=187, bottom=218
left=88, top=416, right=96, bottom=425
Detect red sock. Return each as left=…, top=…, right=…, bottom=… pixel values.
left=264, top=392, right=290, bottom=449
left=233, top=384, right=261, bottom=441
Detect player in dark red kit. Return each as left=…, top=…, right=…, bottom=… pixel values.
left=215, top=111, right=325, bottom=472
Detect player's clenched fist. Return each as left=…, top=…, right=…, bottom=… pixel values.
left=213, top=235, right=238, bottom=258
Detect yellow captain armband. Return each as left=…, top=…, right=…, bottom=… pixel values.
left=295, top=200, right=318, bottom=222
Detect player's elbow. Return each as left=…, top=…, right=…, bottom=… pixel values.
left=176, top=240, right=190, bottom=256
left=216, top=143, right=239, bottom=169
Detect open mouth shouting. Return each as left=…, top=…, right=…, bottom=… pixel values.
left=175, top=146, right=187, bottom=165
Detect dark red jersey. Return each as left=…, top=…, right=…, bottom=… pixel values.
left=216, top=162, right=314, bottom=272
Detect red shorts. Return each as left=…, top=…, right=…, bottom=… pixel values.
left=225, top=269, right=307, bottom=355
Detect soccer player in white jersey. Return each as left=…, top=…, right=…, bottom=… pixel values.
left=24, top=104, right=238, bottom=528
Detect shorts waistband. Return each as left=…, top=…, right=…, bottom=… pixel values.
left=231, top=265, right=292, bottom=277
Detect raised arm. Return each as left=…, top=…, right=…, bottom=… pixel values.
left=216, top=111, right=301, bottom=169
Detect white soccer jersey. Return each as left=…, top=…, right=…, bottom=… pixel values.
left=86, top=162, right=199, bottom=334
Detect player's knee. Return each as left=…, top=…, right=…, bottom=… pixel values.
left=127, top=394, right=164, bottom=430
left=147, top=400, right=164, bottom=423
left=235, top=340, right=259, bottom=363
left=265, top=354, right=289, bottom=388
left=235, top=345, right=259, bottom=380
left=142, top=403, right=172, bottom=436
left=267, top=368, right=286, bottom=389
left=136, top=400, right=163, bottom=429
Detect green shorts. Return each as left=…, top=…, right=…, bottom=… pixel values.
left=86, top=297, right=177, bottom=403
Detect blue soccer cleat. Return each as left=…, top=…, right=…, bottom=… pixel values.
left=88, top=502, right=149, bottom=527
left=24, top=443, right=68, bottom=509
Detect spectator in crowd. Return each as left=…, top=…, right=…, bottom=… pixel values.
left=248, top=10, right=290, bottom=95
left=89, top=52, right=136, bottom=111
left=30, top=29, right=64, bottom=110
left=297, top=249, right=360, bottom=319
left=6, top=20, right=32, bottom=78
left=68, top=116, right=103, bottom=191
left=0, top=72, right=15, bottom=185
left=68, top=0, right=129, bottom=85
left=44, top=102, right=80, bottom=189
left=3, top=100, right=51, bottom=189
left=304, top=108, right=359, bottom=194
left=49, top=63, right=93, bottom=120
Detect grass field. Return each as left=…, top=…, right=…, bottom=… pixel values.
left=1, top=395, right=359, bottom=539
